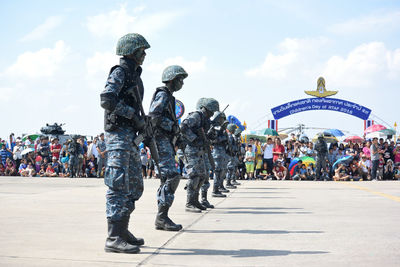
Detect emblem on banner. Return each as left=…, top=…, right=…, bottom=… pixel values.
left=305, top=77, right=338, bottom=98
left=175, top=99, right=185, bottom=119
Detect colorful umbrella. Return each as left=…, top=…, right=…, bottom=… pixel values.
left=289, top=156, right=316, bottom=175
left=299, top=156, right=316, bottom=167
left=261, top=128, right=279, bottom=136
left=344, top=136, right=364, bottom=143
left=289, top=158, right=300, bottom=176
left=378, top=128, right=396, bottom=135
left=324, top=129, right=345, bottom=137
left=364, top=124, right=386, bottom=134
left=21, top=147, right=35, bottom=155
left=278, top=132, right=289, bottom=140
left=332, top=155, right=354, bottom=169
left=21, top=134, right=40, bottom=142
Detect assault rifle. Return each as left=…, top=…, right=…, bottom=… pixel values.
left=131, top=85, right=161, bottom=177
left=199, top=127, right=216, bottom=171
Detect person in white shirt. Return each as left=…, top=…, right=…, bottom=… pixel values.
left=13, top=140, right=23, bottom=167
left=262, top=137, right=274, bottom=175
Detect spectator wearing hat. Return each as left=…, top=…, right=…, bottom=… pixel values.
left=37, top=136, right=51, bottom=162
left=358, top=154, right=371, bottom=180
left=96, top=133, right=106, bottom=178
left=13, top=139, right=23, bottom=168
left=51, top=156, right=60, bottom=175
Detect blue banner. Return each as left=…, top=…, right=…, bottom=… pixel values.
left=271, top=98, right=371, bottom=120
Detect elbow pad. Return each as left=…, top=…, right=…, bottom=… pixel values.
left=100, top=92, right=118, bottom=111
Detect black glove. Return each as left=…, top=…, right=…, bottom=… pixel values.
left=172, top=123, right=180, bottom=135
left=132, top=115, right=145, bottom=132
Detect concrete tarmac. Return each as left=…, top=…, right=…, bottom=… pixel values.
left=0, top=177, right=399, bottom=266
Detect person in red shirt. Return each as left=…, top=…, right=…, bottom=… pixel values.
left=273, top=160, right=287, bottom=180
left=272, top=137, right=285, bottom=162
left=50, top=137, right=62, bottom=160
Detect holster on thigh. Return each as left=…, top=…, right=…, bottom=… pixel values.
left=104, top=150, right=129, bottom=193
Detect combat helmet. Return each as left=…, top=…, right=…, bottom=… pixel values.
left=162, top=65, right=188, bottom=83
left=299, top=134, right=309, bottom=143
left=116, top=33, right=150, bottom=56
left=234, top=128, right=242, bottom=136
left=211, top=111, right=226, bottom=125
left=196, top=98, right=219, bottom=113
left=227, top=123, right=237, bottom=133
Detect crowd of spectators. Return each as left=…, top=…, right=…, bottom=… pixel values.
left=239, top=134, right=400, bottom=181
left=1, top=132, right=399, bottom=182
left=0, top=133, right=107, bottom=178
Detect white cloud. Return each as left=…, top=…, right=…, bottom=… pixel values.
left=86, top=5, right=182, bottom=38
left=86, top=51, right=118, bottom=76
left=0, top=87, right=14, bottom=101
left=245, top=38, right=328, bottom=79
left=146, top=56, right=207, bottom=74
left=329, top=10, right=400, bottom=34
left=4, top=40, right=70, bottom=78
left=20, top=16, right=64, bottom=42
left=322, top=42, right=400, bottom=87
left=85, top=51, right=119, bottom=91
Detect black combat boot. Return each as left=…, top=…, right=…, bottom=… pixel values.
left=155, top=205, right=183, bottom=231
left=185, top=193, right=202, bottom=213
left=193, top=192, right=207, bottom=210
left=121, top=216, right=144, bottom=246
left=105, top=219, right=140, bottom=254
left=232, top=178, right=241, bottom=185
left=212, top=186, right=226, bottom=198
left=219, top=184, right=230, bottom=193
left=201, top=190, right=214, bottom=208
left=225, top=179, right=237, bottom=189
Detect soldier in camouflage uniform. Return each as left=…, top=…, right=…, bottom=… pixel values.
left=67, top=135, right=81, bottom=178
left=314, top=134, right=328, bottom=181
left=100, top=33, right=150, bottom=254
left=180, top=98, right=219, bottom=212
left=210, top=112, right=230, bottom=197
left=226, top=124, right=240, bottom=187
left=149, top=65, right=188, bottom=231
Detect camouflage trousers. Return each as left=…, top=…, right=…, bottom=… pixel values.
left=184, top=146, right=207, bottom=198
left=156, top=136, right=181, bottom=207
left=105, top=148, right=143, bottom=222
left=69, top=155, right=79, bottom=177
left=226, top=155, right=238, bottom=182
left=212, top=146, right=227, bottom=189
left=316, top=154, right=327, bottom=180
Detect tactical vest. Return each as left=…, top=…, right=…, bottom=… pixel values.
left=150, top=87, right=177, bottom=135
left=104, top=58, right=144, bottom=131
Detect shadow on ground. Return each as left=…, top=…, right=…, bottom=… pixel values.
left=211, top=210, right=312, bottom=215
left=229, top=196, right=296, bottom=199
left=183, top=229, right=324, bottom=235
left=145, top=248, right=329, bottom=258
left=219, top=207, right=302, bottom=210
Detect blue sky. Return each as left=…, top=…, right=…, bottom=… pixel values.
left=1, top=0, right=399, bottom=140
